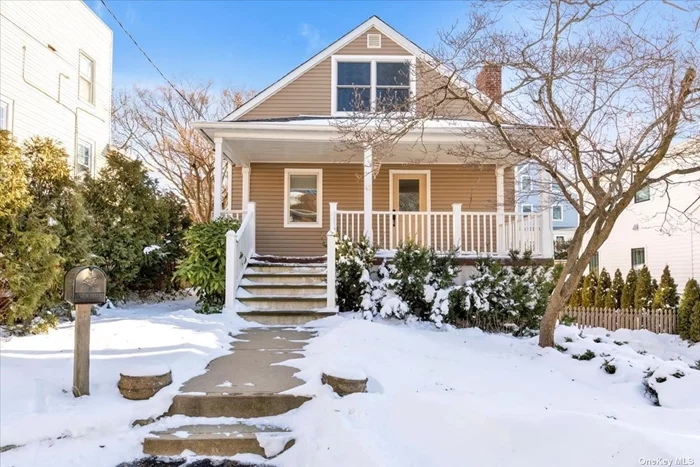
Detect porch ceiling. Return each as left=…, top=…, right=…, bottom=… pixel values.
left=226, top=139, right=521, bottom=165
left=195, top=119, right=526, bottom=166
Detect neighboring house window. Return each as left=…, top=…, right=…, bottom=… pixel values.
left=77, top=139, right=93, bottom=174
left=635, top=186, right=650, bottom=203
left=520, top=174, right=532, bottom=193
left=79, top=53, right=95, bottom=104
left=631, top=248, right=645, bottom=270
left=521, top=204, right=533, bottom=214
left=333, top=57, right=413, bottom=113
left=0, top=97, right=12, bottom=131
left=552, top=205, right=563, bottom=221
left=284, top=169, right=322, bottom=228
left=589, top=252, right=599, bottom=275
left=555, top=235, right=566, bottom=244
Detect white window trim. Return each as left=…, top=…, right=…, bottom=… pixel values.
left=552, top=204, right=563, bottom=221
left=77, top=138, right=94, bottom=173
left=284, top=168, right=323, bottom=228
left=521, top=204, right=533, bottom=214
left=0, top=96, right=13, bottom=132
left=79, top=51, right=96, bottom=106
left=331, top=55, right=417, bottom=116
left=388, top=169, right=432, bottom=211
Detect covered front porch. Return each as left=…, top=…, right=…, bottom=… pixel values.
left=199, top=118, right=554, bottom=259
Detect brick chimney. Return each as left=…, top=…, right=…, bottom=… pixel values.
left=475, top=64, right=502, bottom=105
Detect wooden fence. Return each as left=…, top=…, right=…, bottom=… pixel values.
left=560, top=307, right=678, bottom=334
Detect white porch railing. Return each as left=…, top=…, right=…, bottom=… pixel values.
left=332, top=204, right=547, bottom=257
left=224, top=202, right=256, bottom=309
left=221, top=209, right=246, bottom=222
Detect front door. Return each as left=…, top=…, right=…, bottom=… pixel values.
left=392, top=173, right=428, bottom=246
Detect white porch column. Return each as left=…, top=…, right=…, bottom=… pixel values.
left=539, top=169, right=554, bottom=258
left=213, top=137, right=223, bottom=219
left=227, top=162, right=233, bottom=211
left=363, top=146, right=373, bottom=243
left=329, top=202, right=338, bottom=232
left=242, top=166, right=251, bottom=209
left=452, top=203, right=462, bottom=252
left=496, top=166, right=506, bottom=256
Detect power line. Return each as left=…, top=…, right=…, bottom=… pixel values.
left=99, top=0, right=205, bottom=119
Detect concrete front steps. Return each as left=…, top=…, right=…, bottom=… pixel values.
left=237, top=256, right=336, bottom=325
left=143, top=328, right=315, bottom=459
left=144, top=424, right=295, bottom=458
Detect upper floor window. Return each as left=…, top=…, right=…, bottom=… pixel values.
left=635, top=186, right=650, bottom=203
left=552, top=205, right=563, bottom=221
left=333, top=57, right=413, bottom=114
left=79, top=53, right=95, bottom=104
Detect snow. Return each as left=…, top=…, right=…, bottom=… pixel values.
left=0, top=298, right=250, bottom=465
left=119, top=364, right=171, bottom=378
left=2, top=300, right=698, bottom=467
left=142, top=245, right=161, bottom=255
left=271, top=317, right=700, bottom=467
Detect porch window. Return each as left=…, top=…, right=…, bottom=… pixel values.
left=333, top=57, right=414, bottom=113
left=284, top=169, right=322, bottom=228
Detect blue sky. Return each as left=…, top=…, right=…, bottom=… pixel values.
left=88, top=1, right=471, bottom=92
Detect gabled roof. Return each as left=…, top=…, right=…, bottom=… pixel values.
left=221, top=15, right=508, bottom=122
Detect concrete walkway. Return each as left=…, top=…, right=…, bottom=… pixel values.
left=180, top=327, right=315, bottom=395
left=143, top=327, right=316, bottom=459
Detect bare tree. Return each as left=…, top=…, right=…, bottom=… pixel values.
left=112, top=81, right=254, bottom=223
left=333, top=0, right=700, bottom=347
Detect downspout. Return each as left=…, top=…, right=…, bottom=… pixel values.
left=22, top=46, right=106, bottom=177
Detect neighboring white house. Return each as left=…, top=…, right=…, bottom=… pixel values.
left=0, top=0, right=113, bottom=177
left=591, top=143, right=700, bottom=287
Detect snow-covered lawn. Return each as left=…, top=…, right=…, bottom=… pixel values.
left=1, top=302, right=699, bottom=467
left=274, top=316, right=700, bottom=467
left=0, top=298, right=248, bottom=466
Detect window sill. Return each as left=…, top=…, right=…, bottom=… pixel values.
left=283, top=222, right=323, bottom=229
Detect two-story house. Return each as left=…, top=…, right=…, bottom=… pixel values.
left=193, top=16, right=555, bottom=321
left=0, top=0, right=113, bottom=177
left=590, top=140, right=699, bottom=286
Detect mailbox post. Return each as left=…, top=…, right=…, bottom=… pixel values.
left=64, top=266, right=107, bottom=397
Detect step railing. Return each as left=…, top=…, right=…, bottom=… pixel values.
left=331, top=203, right=548, bottom=256
left=221, top=209, right=246, bottom=221
left=225, top=202, right=256, bottom=309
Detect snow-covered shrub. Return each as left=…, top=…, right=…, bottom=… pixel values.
left=175, top=217, right=240, bottom=313
left=387, top=241, right=433, bottom=320
left=634, top=265, right=654, bottom=309
left=335, top=235, right=376, bottom=312
left=652, top=266, right=678, bottom=311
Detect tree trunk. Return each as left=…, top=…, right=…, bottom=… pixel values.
left=539, top=293, right=566, bottom=347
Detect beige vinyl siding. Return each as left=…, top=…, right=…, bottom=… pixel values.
left=416, top=62, right=485, bottom=120
left=248, top=163, right=512, bottom=256
left=238, top=27, right=483, bottom=121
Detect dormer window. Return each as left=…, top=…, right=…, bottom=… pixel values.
left=332, top=56, right=415, bottom=114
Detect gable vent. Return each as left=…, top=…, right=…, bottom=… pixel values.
left=367, top=33, right=382, bottom=48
